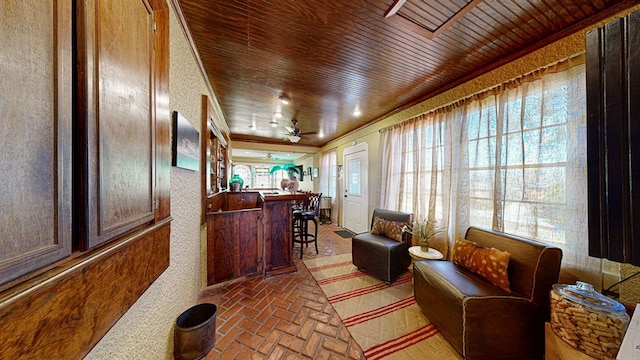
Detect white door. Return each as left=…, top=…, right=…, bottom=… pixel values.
left=343, top=143, right=368, bottom=233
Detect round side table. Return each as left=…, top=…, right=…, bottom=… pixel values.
left=408, top=246, right=443, bottom=276
left=409, top=246, right=443, bottom=261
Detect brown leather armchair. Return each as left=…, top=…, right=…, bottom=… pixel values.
left=413, top=227, right=562, bottom=360
left=352, top=208, right=413, bottom=284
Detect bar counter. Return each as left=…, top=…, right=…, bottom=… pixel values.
left=205, top=190, right=306, bottom=285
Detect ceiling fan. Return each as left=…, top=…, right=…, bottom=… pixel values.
left=284, top=119, right=317, bottom=143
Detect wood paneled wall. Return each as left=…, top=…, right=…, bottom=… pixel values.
left=0, top=220, right=170, bottom=359
left=0, top=0, right=73, bottom=289
left=76, top=0, right=157, bottom=249
left=0, top=1, right=172, bottom=358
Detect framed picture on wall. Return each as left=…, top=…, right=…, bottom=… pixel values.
left=172, top=111, right=200, bottom=171
left=295, top=165, right=304, bottom=181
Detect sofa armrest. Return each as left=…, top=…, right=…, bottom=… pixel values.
left=402, top=231, right=413, bottom=246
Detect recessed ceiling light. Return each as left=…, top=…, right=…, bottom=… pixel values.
left=279, top=95, right=291, bottom=104
left=353, top=109, right=362, bottom=117
left=273, top=111, right=283, bottom=118
left=269, top=118, right=279, bottom=127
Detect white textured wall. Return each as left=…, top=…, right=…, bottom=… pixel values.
left=297, top=155, right=315, bottom=192
left=85, top=5, right=210, bottom=359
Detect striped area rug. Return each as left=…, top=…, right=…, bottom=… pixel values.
left=304, top=254, right=462, bottom=360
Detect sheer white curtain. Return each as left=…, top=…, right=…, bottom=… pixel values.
left=320, top=149, right=338, bottom=223
left=379, top=111, right=457, bottom=257
left=380, top=56, right=599, bottom=283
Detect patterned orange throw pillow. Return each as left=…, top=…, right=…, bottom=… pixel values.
left=371, top=217, right=386, bottom=236
left=371, top=217, right=405, bottom=242
left=383, top=220, right=405, bottom=242
left=453, top=237, right=511, bottom=292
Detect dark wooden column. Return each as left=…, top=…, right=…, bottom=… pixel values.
left=586, top=9, right=640, bottom=266
left=262, top=193, right=306, bottom=275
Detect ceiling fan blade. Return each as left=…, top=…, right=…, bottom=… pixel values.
left=300, top=131, right=318, bottom=135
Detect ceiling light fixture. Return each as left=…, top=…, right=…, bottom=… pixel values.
left=279, top=95, right=291, bottom=104
left=249, top=123, right=257, bottom=130
left=353, top=109, right=362, bottom=117
left=273, top=111, right=283, bottom=118
left=287, top=135, right=301, bottom=143
left=269, top=118, right=278, bottom=127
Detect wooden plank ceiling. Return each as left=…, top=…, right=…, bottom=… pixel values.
left=176, top=0, right=637, bottom=148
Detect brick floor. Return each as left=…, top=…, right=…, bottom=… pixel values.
left=200, top=223, right=364, bottom=359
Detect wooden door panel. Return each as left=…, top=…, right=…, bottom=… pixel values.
left=0, top=0, right=72, bottom=286
left=78, top=0, right=155, bottom=249
left=263, top=200, right=293, bottom=271
left=207, top=208, right=261, bottom=284
left=237, top=212, right=259, bottom=275
left=212, top=215, right=235, bottom=282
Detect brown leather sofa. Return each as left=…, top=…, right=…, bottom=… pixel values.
left=413, top=227, right=562, bottom=360
left=352, top=208, right=413, bottom=284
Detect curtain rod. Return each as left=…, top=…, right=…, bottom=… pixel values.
left=379, top=54, right=585, bottom=133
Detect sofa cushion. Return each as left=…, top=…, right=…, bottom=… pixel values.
left=453, top=237, right=511, bottom=292
left=371, top=216, right=404, bottom=242
left=353, top=232, right=405, bottom=249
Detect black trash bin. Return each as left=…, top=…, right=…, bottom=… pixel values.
left=174, top=303, right=217, bottom=360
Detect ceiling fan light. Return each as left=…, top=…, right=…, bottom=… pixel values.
left=288, top=135, right=301, bottom=143
left=279, top=95, right=291, bottom=104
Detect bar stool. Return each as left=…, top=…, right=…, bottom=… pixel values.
left=291, top=192, right=308, bottom=236
left=292, top=192, right=322, bottom=258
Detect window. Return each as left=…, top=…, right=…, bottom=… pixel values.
left=380, top=57, right=594, bottom=280
left=253, top=165, right=273, bottom=188
left=320, top=149, right=338, bottom=223
left=380, top=115, right=448, bottom=222
left=467, top=88, right=571, bottom=243
left=233, top=165, right=252, bottom=188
